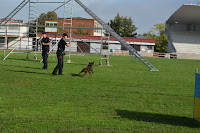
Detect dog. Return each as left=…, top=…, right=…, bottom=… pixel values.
left=78, top=62, right=94, bottom=77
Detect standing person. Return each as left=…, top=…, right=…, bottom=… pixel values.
left=52, top=33, right=71, bottom=75
left=40, top=32, right=50, bottom=70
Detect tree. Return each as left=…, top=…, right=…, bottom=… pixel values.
left=29, top=11, right=59, bottom=38
left=37, top=11, right=58, bottom=32
left=109, top=13, right=137, bottom=37
left=73, top=25, right=90, bottom=35
left=37, top=13, right=46, bottom=32
left=144, top=23, right=168, bottom=53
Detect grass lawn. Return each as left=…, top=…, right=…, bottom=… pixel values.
left=0, top=51, right=200, bottom=132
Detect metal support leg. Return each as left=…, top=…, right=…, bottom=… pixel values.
left=4, top=50, right=5, bottom=58
left=26, top=46, right=29, bottom=60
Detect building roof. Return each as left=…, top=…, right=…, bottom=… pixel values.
left=57, top=17, right=93, bottom=20
left=38, top=32, right=156, bottom=44
left=72, top=17, right=92, bottom=20
left=166, top=4, right=200, bottom=24
left=0, top=18, right=25, bottom=23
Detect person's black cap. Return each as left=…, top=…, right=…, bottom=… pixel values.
left=63, top=33, right=69, bottom=37
left=42, top=32, right=46, bottom=34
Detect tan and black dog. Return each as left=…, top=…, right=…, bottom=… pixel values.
left=78, top=62, right=94, bottom=77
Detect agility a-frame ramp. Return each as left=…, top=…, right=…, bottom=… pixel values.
left=1, top=0, right=158, bottom=71
left=74, top=0, right=158, bottom=71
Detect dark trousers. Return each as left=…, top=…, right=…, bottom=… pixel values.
left=42, top=51, right=49, bottom=69
left=53, top=51, right=63, bottom=74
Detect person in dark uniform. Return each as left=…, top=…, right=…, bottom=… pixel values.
left=52, top=33, right=71, bottom=75
left=40, top=32, right=50, bottom=70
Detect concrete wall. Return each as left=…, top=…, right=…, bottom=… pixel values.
left=177, top=53, right=200, bottom=60
left=65, top=42, right=77, bottom=53
left=166, top=23, right=200, bottom=54
left=90, top=43, right=101, bottom=54
left=0, top=23, right=28, bottom=37
left=19, top=26, right=29, bottom=37
left=162, top=53, right=200, bottom=60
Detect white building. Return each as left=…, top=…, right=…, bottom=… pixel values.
left=166, top=4, right=200, bottom=54
left=37, top=33, right=156, bottom=56
left=45, top=21, right=58, bottom=33
left=0, top=19, right=31, bottom=50
left=94, top=20, right=106, bottom=36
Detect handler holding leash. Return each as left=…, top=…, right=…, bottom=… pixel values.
left=40, top=32, right=50, bottom=70
left=52, top=33, right=71, bottom=75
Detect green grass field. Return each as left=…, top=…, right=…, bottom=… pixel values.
left=1, top=51, right=200, bottom=132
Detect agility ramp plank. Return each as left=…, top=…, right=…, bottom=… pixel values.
left=74, top=0, right=158, bottom=71
left=0, top=0, right=30, bottom=25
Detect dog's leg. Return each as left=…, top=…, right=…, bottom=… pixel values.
left=92, top=69, right=95, bottom=75
left=78, top=71, right=82, bottom=76
left=78, top=69, right=85, bottom=76
left=82, top=71, right=87, bottom=77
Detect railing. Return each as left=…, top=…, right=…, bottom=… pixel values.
left=165, top=28, right=176, bottom=52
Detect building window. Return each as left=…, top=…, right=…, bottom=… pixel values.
left=147, top=46, right=153, bottom=50
left=193, top=24, right=196, bottom=31
left=0, top=25, right=6, bottom=30
left=8, top=24, right=19, bottom=30
left=45, top=21, right=58, bottom=33
left=94, top=21, right=104, bottom=33
left=45, top=22, right=58, bottom=27
left=94, top=21, right=98, bottom=32
left=187, top=24, right=192, bottom=31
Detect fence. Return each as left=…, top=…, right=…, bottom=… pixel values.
left=154, top=52, right=200, bottom=60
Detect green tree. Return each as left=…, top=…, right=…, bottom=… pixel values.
left=37, top=11, right=58, bottom=32
left=38, top=11, right=58, bottom=32
left=37, top=13, right=46, bottom=32
left=29, top=11, right=59, bottom=38
left=45, top=11, right=58, bottom=20
left=144, top=23, right=168, bottom=53
left=109, top=13, right=137, bottom=37
left=73, top=25, right=90, bottom=35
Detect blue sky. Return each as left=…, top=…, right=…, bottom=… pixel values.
left=0, top=0, right=200, bottom=34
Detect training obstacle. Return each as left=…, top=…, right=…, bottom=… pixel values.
left=1, top=0, right=158, bottom=71
left=194, top=69, right=200, bottom=123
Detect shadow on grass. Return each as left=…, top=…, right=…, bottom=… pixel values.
left=0, top=64, right=43, bottom=70
left=115, top=110, right=200, bottom=128
left=5, top=69, right=50, bottom=75
left=71, top=73, right=81, bottom=77
left=6, top=58, right=58, bottom=63
left=6, top=58, right=40, bottom=62
left=68, top=63, right=88, bottom=66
